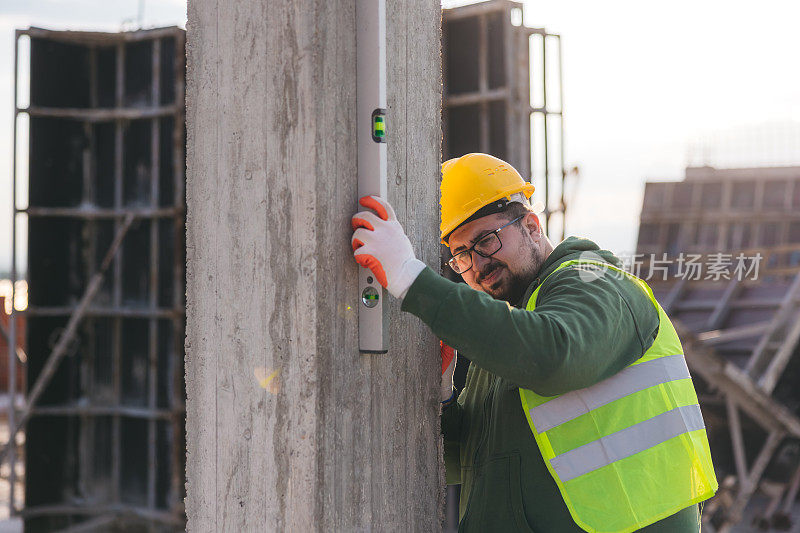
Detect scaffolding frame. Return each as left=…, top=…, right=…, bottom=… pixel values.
left=442, top=0, right=567, bottom=239
left=9, top=26, right=186, bottom=530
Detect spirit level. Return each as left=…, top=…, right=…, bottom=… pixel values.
left=357, top=0, right=388, bottom=353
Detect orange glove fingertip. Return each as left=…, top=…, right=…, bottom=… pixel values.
left=351, top=217, right=375, bottom=232
left=355, top=253, right=388, bottom=288
left=358, top=195, right=389, bottom=221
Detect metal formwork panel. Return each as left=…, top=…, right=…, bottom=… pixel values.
left=443, top=1, right=527, bottom=172
left=442, top=0, right=565, bottom=236
left=12, top=26, right=185, bottom=531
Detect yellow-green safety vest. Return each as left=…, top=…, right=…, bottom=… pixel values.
left=519, top=260, right=717, bottom=533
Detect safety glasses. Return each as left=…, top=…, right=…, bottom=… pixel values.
left=447, top=214, right=525, bottom=274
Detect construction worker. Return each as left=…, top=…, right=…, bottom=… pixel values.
left=350, top=153, right=717, bottom=532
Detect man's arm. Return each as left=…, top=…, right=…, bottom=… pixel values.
left=349, top=195, right=658, bottom=395
left=402, top=266, right=659, bottom=396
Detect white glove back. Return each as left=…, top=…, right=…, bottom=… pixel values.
left=351, top=195, right=425, bottom=299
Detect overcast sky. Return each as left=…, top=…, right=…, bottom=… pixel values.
left=1, top=0, right=800, bottom=274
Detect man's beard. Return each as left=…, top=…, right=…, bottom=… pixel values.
left=478, top=243, right=544, bottom=304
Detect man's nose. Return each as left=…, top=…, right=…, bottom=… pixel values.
left=472, top=252, right=492, bottom=272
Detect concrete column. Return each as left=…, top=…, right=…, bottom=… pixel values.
left=185, top=1, right=443, bottom=530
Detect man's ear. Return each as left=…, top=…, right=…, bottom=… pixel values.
left=523, top=212, right=542, bottom=238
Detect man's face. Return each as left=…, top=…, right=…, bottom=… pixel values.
left=448, top=211, right=546, bottom=303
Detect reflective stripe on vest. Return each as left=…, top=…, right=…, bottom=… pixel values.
left=519, top=259, right=717, bottom=533
left=529, top=354, right=691, bottom=432
left=550, top=404, right=706, bottom=482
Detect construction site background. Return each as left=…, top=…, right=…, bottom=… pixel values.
left=1, top=0, right=800, bottom=532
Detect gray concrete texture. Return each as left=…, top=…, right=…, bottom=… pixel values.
left=185, top=0, right=443, bottom=530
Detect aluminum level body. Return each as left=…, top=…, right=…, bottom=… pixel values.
left=356, top=0, right=388, bottom=353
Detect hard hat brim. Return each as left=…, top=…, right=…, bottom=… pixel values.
left=440, top=183, right=537, bottom=245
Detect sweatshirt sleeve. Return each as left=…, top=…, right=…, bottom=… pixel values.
left=401, top=265, right=659, bottom=396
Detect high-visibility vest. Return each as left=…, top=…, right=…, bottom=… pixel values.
left=519, top=260, right=717, bottom=533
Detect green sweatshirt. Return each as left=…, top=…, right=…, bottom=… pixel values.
left=401, top=237, right=701, bottom=532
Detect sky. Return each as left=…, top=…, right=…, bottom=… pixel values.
left=517, top=0, right=800, bottom=254
left=1, top=0, right=800, bottom=274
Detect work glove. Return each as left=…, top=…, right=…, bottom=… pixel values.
left=351, top=195, right=426, bottom=299
left=440, top=341, right=457, bottom=403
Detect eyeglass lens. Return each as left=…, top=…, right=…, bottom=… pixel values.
left=449, top=233, right=502, bottom=273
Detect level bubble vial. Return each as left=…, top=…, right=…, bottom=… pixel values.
left=361, top=286, right=380, bottom=308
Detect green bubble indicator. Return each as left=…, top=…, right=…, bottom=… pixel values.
left=362, top=286, right=380, bottom=308
left=371, top=109, right=387, bottom=143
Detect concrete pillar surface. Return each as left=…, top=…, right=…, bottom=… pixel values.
left=185, top=1, right=442, bottom=530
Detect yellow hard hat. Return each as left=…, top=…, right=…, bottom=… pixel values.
left=440, top=153, right=536, bottom=245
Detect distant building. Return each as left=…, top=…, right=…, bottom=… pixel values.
left=637, top=166, right=800, bottom=279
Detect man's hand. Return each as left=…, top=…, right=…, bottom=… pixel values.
left=441, top=341, right=457, bottom=403
left=351, top=195, right=425, bottom=299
